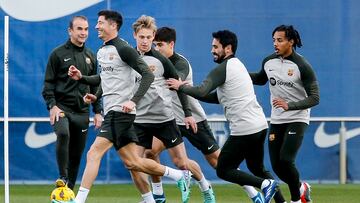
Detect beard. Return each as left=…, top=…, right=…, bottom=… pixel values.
left=213, top=52, right=226, bottom=64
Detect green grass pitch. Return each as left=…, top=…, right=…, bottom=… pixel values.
left=0, top=183, right=359, bottom=203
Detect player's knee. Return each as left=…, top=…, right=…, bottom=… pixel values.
left=123, top=160, right=135, bottom=170
left=216, top=167, right=228, bottom=180
left=279, top=157, right=295, bottom=168
left=209, top=158, right=218, bottom=169
left=55, top=130, right=69, bottom=143
left=86, top=147, right=102, bottom=162
left=144, top=149, right=158, bottom=160
left=173, top=158, right=187, bottom=170
left=248, top=165, right=266, bottom=176
left=271, top=163, right=282, bottom=174
left=123, top=158, right=141, bottom=171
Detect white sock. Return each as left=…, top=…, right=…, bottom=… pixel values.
left=152, top=181, right=164, bottom=195
left=197, top=175, right=210, bottom=192
left=260, top=179, right=271, bottom=190
left=291, top=200, right=301, bottom=203
left=75, top=186, right=90, bottom=203
left=243, top=185, right=258, bottom=198
left=163, top=166, right=183, bottom=181
left=238, top=167, right=259, bottom=198
left=141, top=191, right=155, bottom=203
left=299, top=182, right=305, bottom=194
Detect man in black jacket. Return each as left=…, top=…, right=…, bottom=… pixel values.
left=42, top=15, right=102, bottom=190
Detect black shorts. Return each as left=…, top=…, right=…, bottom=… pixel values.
left=179, top=120, right=219, bottom=155
left=98, top=110, right=138, bottom=150
left=134, top=119, right=183, bottom=149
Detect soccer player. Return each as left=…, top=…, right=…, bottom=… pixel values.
left=147, top=26, right=219, bottom=203
left=249, top=25, right=320, bottom=203
left=153, top=26, right=289, bottom=203
left=129, top=15, right=213, bottom=203
left=68, top=10, right=190, bottom=203
left=167, top=30, right=280, bottom=203
left=42, top=15, right=103, bottom=190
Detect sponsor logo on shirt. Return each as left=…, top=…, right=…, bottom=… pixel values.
left=100, top=65, right=114, bottom=72
left=277, top=79, right=294, bottom=87
left=86, top=57, right=91, bottom=64
left=270, top=77, right=276, bottom=86
left=269, top=77, right=294, bottom=87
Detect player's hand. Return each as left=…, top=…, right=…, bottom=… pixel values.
left=122, top=100, right=136, bottom=113
left=184, top=116, right=197, bottom=133
left=68, top=65, right=82, bottom=80
left=83, top=93, right=97, bottom=104
left=93, top=113, right=103, bottom=129
left=166, top=78, right=189, bottom=90
left=272, top=97, right=289, bottom=110
left=49, top=105, right=64, bottom=125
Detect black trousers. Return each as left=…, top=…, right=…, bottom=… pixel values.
left=53, top=111, right=89, bottom=189
left=268, top=122, right=308, bottom=201
left=216, top=129, right=270, bottom=188
left=216, top=128, right=286, bottom=202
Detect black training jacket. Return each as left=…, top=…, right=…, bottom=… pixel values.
left=42, top=40, right=102, bottom=114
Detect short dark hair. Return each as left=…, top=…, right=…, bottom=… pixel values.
left=154, top=27, right=176, bottom=43
left=272, top=25, right=302, bottom=49
left=97, top=10, right=123, bottom=31
left=212, top=30, right=238, bottom=54
left=69, top=15, right=87, bottom=29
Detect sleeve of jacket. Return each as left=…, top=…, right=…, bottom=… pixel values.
left=42, top=51, right=58, bottom=110
left=179, top=62, right=226, bottom=104
left=160, top=54, right=192, bottom=117
left=287, top=60, right=320, bottom=110
left=119, top=46, right=154, bottom=104
left=249, top=58, right=269, bottom=86
left=88, top=52, right=103, bottom=114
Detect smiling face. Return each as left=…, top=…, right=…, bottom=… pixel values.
left=134, top=28, right=155, bottom=53
left=211, top=38, right=227, bottom=63
left=95, top=15, right=117, bottom=42
left=273, top=31, right=294, bottom=57
left=69, top=17, right=88, bottom=47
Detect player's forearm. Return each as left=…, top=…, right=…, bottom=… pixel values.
left=288, top=82, right=320, bottom=110
left=177, top=92, right=192, bottom=117
left=79, top=75, right=101, bottom=85
left=131, top=68, right=154, bottom=104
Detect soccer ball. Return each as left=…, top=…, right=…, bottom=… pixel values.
left=50, top=186, right=76, bottom=203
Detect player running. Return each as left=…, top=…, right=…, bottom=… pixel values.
left=250, top=25, right=319, bottom=203
left=167, top=30, right=280, bottom=203
left=68, top=10, right=190, bottom=203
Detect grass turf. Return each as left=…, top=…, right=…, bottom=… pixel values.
left=0, top=183, right=359, bottom=203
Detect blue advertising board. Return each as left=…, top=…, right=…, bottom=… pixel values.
left=1, top=120, right=360, bottom=182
